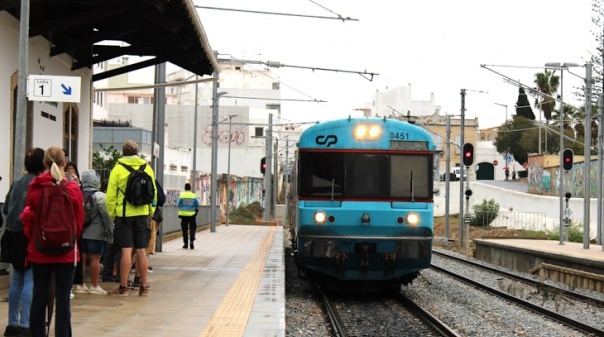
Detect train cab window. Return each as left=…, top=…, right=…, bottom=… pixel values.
left=345, top=155, right=388, bottom=197
left=299, top=152, right=344, bottom=197
left=299, top=151, right=432, bottom=200
left=390, top=155, right=430, bottom=199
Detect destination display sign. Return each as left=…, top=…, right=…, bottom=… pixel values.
left=389, top=140, right=429, bottom=150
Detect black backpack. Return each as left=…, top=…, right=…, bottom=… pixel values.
left=119, top=163, right=155, bottom=206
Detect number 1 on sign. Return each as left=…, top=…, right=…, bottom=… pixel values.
left=34, top=79, right=51, bottom=97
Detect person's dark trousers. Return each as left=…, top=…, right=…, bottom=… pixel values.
left=30, top=263, right=75, bottom=337
left=102, top=242, right=117, bottom=281
left=72, top=241, right=84, bottom=285
left=180, top=216, right=197, bottom=246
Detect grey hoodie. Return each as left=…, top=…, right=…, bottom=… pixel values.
left=81, top=170, right=114, bottom=243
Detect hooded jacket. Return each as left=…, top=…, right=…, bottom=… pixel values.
left=81, top=170, right=114, bottom=243
left=2, top=173, right=36, bottom=231
left=20, top=172, right=84, bottom=264
left=106, top=156, right=157, bottom=219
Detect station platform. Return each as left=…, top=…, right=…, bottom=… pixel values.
left=0, top=224, right=285, bottom=337
left=474, top=238, right=604, bottom=292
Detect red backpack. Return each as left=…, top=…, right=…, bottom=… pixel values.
left=33, top=180, right=78, bottom=255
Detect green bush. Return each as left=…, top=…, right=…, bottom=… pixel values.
left=229, top=202, right=264, bottom=223
left=470, top=199, right=500, bottom=227
left=545, top=222, right=584, bottom=243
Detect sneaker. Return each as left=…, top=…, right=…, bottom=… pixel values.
left=17, top=327, right=31, bottom=337
left=88, top=285, right=107, bottom=295
left=129, top=280, right=141, bottom=289
left=107, top=286, right=129, bottom=297
left=73, top=284, right=90, bottom=294
left=139, top=286, right=149, bottom=297
left=4, top=325, right=21, bottom=337
left=182, top=244, right=188, bottom=249
left=190, top=243, right=194, bottom=249
left=147, top=266, right=153, bottom=273
left=70, top=292, right=75, bottom=300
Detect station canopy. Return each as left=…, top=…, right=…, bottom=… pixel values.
left=1, top=0, right=219, bottom=81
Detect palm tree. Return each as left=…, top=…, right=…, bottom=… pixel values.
left=533, top=70, right=560, bottom=121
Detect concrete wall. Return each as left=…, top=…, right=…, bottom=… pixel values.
left=435, top=181, right=600, bottom=239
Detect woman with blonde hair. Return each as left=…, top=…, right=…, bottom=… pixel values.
left=20, top=146, right=83, bottom=337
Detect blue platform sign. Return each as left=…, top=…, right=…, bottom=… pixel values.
left=27, top=74, right=81, bottom=103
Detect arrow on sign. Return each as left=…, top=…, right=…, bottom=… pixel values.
left=61, top=84, right=72, bottom=95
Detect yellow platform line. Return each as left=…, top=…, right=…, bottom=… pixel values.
left=200, top=226, right=277, bottom=337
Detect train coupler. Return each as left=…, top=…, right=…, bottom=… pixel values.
left=383, top=253, right=396, bottom=274
left=336, top=252, right=348, bottom=274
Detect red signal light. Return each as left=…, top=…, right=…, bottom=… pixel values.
left=260, top=157, right=266, bottom=174
left=462, top=143, right=474, bottom=166
left=562, top=149, right=573, bottom=171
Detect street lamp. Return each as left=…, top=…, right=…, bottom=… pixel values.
left=210, top=75, right=228, bottom=233
left=226, top=113, right=238, bottom=227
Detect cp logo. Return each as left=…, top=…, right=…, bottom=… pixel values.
left=316, top=135, right=338, bottom=147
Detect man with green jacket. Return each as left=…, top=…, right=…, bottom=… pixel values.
left=177, top=183, right=200, bottom=249
left=106, top=140, right=156, bottom=297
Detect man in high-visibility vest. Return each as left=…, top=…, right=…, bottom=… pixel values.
left=177, top=183, right=200, bottom=249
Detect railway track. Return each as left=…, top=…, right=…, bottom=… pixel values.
left=316, top=283, right=460, bottom=337
left=433, top=249, right=604, bottom=308
left=432, top=250, right=604, bottom=336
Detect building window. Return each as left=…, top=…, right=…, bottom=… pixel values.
left=266, top=104, right=280, bottom=111
left=181, top=165, right=188, bottom=172
left=128, top=96, right=151, bottom=104
left=255, top=127, right=264, bottom=137
left=63, top=107, right=78, bottom=163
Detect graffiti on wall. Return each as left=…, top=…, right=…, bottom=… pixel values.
left=527, top=160, right=596, bottom=198
left=201, top=125, right=246, bottom=146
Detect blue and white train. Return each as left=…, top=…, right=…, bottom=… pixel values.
left=289, top=116, right=436, bottom=288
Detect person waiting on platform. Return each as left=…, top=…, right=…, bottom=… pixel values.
left=177, top=183, right=200, bottom=249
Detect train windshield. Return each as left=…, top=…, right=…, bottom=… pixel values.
left=298, top=152, right=433, bottom=200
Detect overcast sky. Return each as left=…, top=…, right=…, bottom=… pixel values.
left=158, top=1, right=595, bottom=129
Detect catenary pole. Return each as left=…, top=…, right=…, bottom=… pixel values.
left=14, top=0, right=30, bottom=180
left=211, top=74, right=219, bottom=232
left=583, top=63, right=592, bottom=249
left=459, top=89, right=466, bottom=248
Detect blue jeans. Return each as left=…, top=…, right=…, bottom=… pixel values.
left=8, top=267, right=33, bottom=328
left=30, top=263, right=75, bottom=337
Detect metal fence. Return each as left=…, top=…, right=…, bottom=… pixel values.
left=473, top=211, right=547, bottom=231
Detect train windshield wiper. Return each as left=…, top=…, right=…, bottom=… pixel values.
left=331, top=178, right=335, bottom=200
left=410, top=171, right=414, bottom=202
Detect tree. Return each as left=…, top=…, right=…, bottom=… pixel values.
left=515, top=87, right=535, bottom=120
left=493, top=115, right=535, bottom=166
left=533, top=70, right=560, bottom=121
left=92, top=144, right=121, bottom=170
left=589, top=0, right=604, bottom=97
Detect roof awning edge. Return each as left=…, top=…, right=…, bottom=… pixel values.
left=184, top=0, right=220, bottom=74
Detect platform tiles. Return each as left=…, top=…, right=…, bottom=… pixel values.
left=0, top=224, right=285, bottom=337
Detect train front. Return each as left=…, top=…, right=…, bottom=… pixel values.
left=292, top=117, right=435, bottom=286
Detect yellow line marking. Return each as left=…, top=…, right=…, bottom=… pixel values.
left=199, top=226, right=277, bottom=337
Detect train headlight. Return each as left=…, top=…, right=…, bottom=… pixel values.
left=405, top=212, right=420, bottom=226
left=368, top=125, right=382, bottom=139
left=354, top=125, right=367, bottom=139
left=314, top=210, right=327, bottom=224
left=353, top=124, right=382, bottom=140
